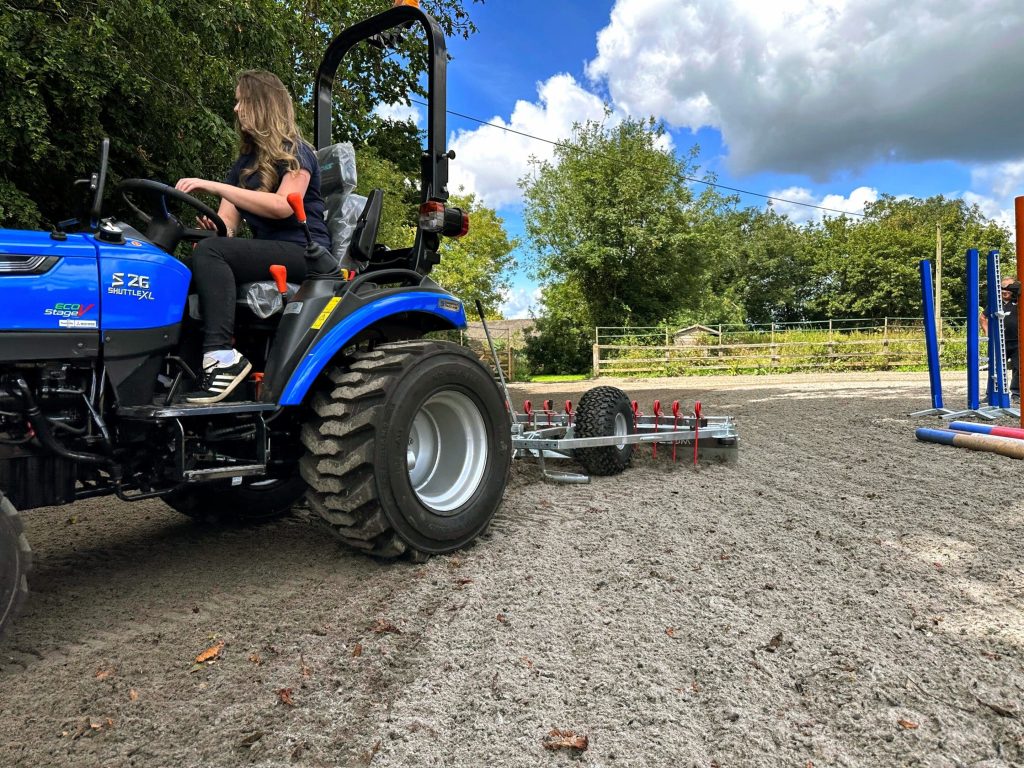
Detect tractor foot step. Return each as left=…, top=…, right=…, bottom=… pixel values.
left=117, top=402, right=277, bottom=419
left=182, top=464, right=267, bottom=482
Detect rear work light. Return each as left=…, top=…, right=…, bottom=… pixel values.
left=419, top=201, right=470, bottom=238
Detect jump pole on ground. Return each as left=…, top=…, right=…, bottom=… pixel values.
left=916, top=427, right=1024, bottom=459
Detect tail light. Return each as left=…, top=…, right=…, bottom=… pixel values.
left=419, top=201, right=469, bottom=238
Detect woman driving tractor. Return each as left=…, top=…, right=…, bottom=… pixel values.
left=175, top=69, right=333, bottom=404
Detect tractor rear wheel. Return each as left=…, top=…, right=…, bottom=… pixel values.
left=573, top=386, right=635, bottom=476
left=300, top=340, right=511, bottom=559
left=0, top=490, right=31, bottom=638
left=164, top=474, right=307, bottom=524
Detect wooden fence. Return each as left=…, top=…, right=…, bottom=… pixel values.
left=592, top=317, right=975, bottom=377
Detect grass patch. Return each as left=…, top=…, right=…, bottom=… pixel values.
left=528, top=374, right=589, bottom=383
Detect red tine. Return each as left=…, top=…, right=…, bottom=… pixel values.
left=671, top=400, right=681, bottom=462
left=524, top=400, right=533, bottom=429
left=693, top=401, right=702, bottom=467
left=564, top=400, right=573, bottom=428
left=543, top=399, right=553, bottom=425
left=652, top=400, right=662, bottom=458
left=631, top=400, right=641, bottom=428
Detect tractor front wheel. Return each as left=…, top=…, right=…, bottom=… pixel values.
left=0, top=490, right=31, bottom=639
left=300, top=340, right=511, bottom=559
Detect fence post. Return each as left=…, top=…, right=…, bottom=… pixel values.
left=592, top=344, right=600, bottom=378
left=770, top=322, right=778, bottom=369
left=506, top=328, right=513, bottom=382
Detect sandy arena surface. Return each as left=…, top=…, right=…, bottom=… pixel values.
left=1, top=371, right=1022, bottom=767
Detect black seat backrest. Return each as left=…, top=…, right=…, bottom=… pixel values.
left=346, top=189, right=384, bottom=270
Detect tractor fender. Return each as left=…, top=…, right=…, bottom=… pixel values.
left=277, top=291, right=467, bottom=406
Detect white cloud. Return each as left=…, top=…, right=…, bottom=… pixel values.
left=768, top=185, right=878, bottom=224
left=447, top=74, right=608, bottom=207
left=372, top=101, right=422, bottom=126
left=587, top=0, right=1024, bottom=178
left=961, top=191, right=1014, bottom=233
left=500, top=285, right=543, bottom=319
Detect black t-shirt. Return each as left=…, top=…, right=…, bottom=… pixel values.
left=224, top=142, right=331, bottom=249
left=1005, top=301, right=1018, bottom=354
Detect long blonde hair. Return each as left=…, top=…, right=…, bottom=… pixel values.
left=235, top=70, right=304, bottom=192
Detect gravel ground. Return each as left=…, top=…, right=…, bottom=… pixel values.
left=1, top=372, right=1022, bottom=767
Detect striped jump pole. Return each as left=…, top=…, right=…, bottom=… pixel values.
left=910, top=259, right=953, bottom=416
left=948, top=420, right=1024, bottom=440
left=916, top=426, right=1024, bottom=459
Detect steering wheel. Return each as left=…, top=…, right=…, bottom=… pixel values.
left=116, top=178, right=227, bottom=253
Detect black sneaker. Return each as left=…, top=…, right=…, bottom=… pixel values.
left=184, top=353, right=252, bottom=404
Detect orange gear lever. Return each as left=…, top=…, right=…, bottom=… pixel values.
left=286, top=193, right=306, bottom=224
left=269, top=264, right=288, bottom=297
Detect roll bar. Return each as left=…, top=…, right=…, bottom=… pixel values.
left=314, top=4, right=450, bottom=203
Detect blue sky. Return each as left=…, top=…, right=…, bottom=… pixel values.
left=396, top=0, right=1024, bottom=317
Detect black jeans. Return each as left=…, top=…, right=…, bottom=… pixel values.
left=192, top=237, right=309, bottom=352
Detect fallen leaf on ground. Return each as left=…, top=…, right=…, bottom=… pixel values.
left=981, top=651, right=1002, bottom=661
left=665, top=627, right=677, bottom=638
left=543, top=729, right=588, bottom=751
left=195, top=640, right=225, bottom=663
left=455, top=578, right=473, bottom=587
left=94, top=667, right=115, bottom=681
left=496, top=613, right=507, bottom=624
left=521, top=656, right=533, bottom=668
left=276, top=688, right=296, bottom=707
left=897, top=718, right=919, bottom=730
left=371, top=618, right=401, bottom=634
left=248, top=652, right=262, bottom=666
left=765, top=632, right=783, bottom=652
left=352, top=643, right=363, bottom=658
left=128, top=689, right=139, bottom=702
left=300, top=656, right=312, bottom=678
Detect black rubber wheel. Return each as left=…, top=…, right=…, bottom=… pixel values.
left=573, top=386, right=635, bottom=476
left=0, top=490, right=31, bottom=639
left=164, top=474, right=307, bottom=524
left=300, top=340, right=512, bottom=559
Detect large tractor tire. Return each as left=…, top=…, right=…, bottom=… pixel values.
left=573, top=386, right=635, bottom=476
left=164, top=475, right=307, bottom=524
left=300, top=340, right=511, bottom=559
left=0, top=490, right=31, bottom=638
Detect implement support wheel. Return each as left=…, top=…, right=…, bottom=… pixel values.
left=573, top=385, right=635, bottom=476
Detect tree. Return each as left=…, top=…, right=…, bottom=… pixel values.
left=809, top=195, right=1012, bottom=319
left=0, top=0, right=481, bottom=228
left=523, top=281, right=593, bottom=375
left=432, top=193, right=517, bottom=317
left=520, top=116, right=728, bottom=330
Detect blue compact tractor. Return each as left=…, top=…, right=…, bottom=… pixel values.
left=0, top=4, right=511, bottom=636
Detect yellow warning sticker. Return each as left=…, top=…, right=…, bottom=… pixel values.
left=311, top=297, right=341, bottom=330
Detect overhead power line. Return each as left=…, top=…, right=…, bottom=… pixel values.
left=411, top=98, right=868, bottom=219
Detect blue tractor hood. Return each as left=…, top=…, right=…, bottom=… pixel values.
left=0, top=228, right=190, bottom=335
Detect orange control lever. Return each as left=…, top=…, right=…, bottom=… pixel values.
left=286, top=193, right=306, bottom=224
left=269, top=264, right=288, bottom=296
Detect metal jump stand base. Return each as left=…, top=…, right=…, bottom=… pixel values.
left=512, top=411, right=740, bottom=483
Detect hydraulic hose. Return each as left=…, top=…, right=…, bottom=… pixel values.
left=10, top=379, right=115, bottom=470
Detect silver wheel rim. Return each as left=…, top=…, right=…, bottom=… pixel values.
left=407, top=390, right=488, bottom=514
left=614, top=412, right=628, bottom=450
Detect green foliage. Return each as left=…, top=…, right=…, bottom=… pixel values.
left=521, top=116, right=730, bottom=329
left=523, top=282, right=593, bottom=376
left=433, top=193, right=518, bottom=317
left=0, top=0, right=481, bottom=228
